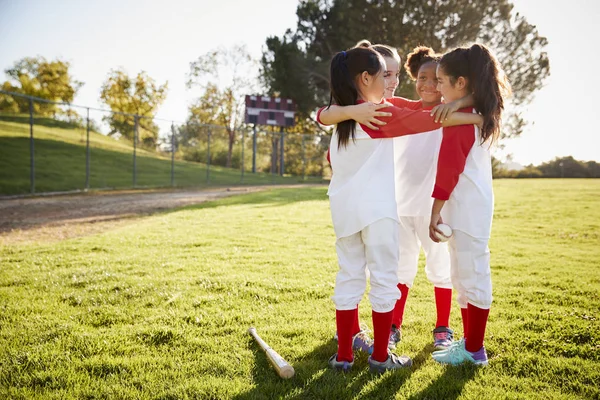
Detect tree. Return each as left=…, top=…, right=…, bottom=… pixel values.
left=0, top=56, right=83, bottom=117
left=186, top=44, right=258, bottom=168
left=99, top=69, right=168, bottom=148
left=261, top=0, right=550, bottom=138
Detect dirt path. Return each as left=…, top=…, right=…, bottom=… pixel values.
left=0, top=185, right=318, bottom=245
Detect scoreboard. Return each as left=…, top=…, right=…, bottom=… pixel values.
left=244, top=95, right=296, bottom=127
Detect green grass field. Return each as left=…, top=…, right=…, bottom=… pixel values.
left=0, top=115, right=321, bottom=196
left=1, top=179, right=599, bottom=399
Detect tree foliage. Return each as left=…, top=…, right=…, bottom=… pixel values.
left=99, top=69, right=167, bottom=148
left=261, top=0, right=550, bottom=138
left=0, top=56, right=83, bottom=118
left=185, top=44, right=258, bottom=168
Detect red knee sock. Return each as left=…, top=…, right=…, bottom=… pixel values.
left=434, top=287, right=452, bottom=328
left=460, top=307, right=468, bottom=340
left=336, top=309, right=356, bottom=362
left=371, top=310, right=393, bottom=362
left=465, top=303, right=490, bottom=353
left=391, top=284, right=410, bottom=328
left=352, top=305, right=360, bottom=336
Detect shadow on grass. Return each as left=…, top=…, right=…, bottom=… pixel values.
left=407, top=363, right=477, bottom=400
left=234, top=340, right=434, bottom=400
left=179, top=186, right=327, bottom=212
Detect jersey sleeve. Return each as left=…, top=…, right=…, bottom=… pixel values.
left=359, top=105, right=441, bottom=138
left=432, top=125, right=476, bottom=200
left=316, top=106, right=329, bottom=126
left=387, top=97, right=422, bottom=110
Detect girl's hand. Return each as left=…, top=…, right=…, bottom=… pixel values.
left=351, top=102, right=392, bottom=130
left=430, top=101, right=461, bottom=123
left=474, top=114, right=484, bottom=129
left=429, top=213, right=445, bottom=242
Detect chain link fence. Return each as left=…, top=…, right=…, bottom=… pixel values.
left=0, top=90, right=331, bottom=196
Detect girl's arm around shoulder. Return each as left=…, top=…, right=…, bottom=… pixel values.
left=360, top=105, right=480, bottom=139
left=316, top=103, right=392, bottom=129
left=387, top=96, right=422, bottom=110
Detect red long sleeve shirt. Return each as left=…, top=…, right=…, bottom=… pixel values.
left=432, top=108, right=476, bottom=200
left=318, top=99, right=440, bottom=164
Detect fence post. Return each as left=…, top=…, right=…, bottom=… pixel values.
left=279, top=127, right=284, bottom=176
left=206, top=128, right=211, bottom=183
left=29, top=98, right=35, bottom=194
left=252, top=124, right=257, bottom=173
left=85, top=108, right=90, bottom=190
left=133, top=115, right=138, bottom=187
left=302, top=134, right=306, bottom=181
left=241, top=128, right=245, bottom=183
left=171, top=122, right=176, bottom=187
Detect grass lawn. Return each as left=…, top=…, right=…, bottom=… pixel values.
left=0, top=179, right=598, bottom=399
left=0, top=116, right=322, bottom=196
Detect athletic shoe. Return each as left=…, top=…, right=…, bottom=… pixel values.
left=431, top=340, right=488, bottom=366
left=432, top=338, right=464, bottom=355
left=333, top=326, right=374, bottom=354
left=433, top=326, right=454, bottom=350
left=328, top=354, right=354, bottom=372
left=368, top=352, right=412, bottom=374
left=351, top=330, right=374, bottom=354
left=388, top=325, right=402, bottom=350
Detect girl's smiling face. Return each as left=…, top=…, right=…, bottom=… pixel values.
left=416, top=62, right=442, bottom=105
left=383, top=56, right=400, bottom=98
left=436, top=64, right=468, bottom=103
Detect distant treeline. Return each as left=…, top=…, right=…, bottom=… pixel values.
left=494, top=156, right=600, bottom=178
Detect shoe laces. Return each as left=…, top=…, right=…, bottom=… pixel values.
left=434, top=331, right=451, bottom=341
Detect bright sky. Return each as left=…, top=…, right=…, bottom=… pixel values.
left=0, top=0, right=598, bottom=165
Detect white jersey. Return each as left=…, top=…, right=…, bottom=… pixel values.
left=328, top=124, right=398, bottom=239
left=441, top=125, right=494, bottom=239
left=393, top=128, right=443, bottom=217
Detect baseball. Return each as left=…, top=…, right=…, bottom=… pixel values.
left=435, top=223, right=453, bottom=242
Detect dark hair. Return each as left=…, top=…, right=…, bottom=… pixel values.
left=439, top=43, right=511, bottom=144
left=355, top=39, right=400, bottom=63
left=405, top=46, right=440, bottom=80
left=328, top=47, right=384, bottom=148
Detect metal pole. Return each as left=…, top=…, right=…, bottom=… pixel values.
left=271, top=129, right=277, bottom=175
left=241, top=129, right=245, bottom=182
left=29, top=99, right=35, bottom=194
left=85, top=108, right=90, bottom=190
left=133, top=115, right=138, bottom=187
left=171, top=122, right=176, bottom=187
left=302, top=134, right=306, bottom=181
left=279, top=127, right=284, bottom=176
left=206, top=129, right=211, bottom=183
left=252, top=124, right=257, bottom=173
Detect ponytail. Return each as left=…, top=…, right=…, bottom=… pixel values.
left=468, top=44, right=511, bottom=144
left=328, top=47, right=383, bottom=148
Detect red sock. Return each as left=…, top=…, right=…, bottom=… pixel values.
left=465, top=303, right=490, bottom=353
left=460, top=308, right=468, bottom=340
left=434, top=287, right=452, bottom=328
left=351, top=305, right=360, bottom=336
left=371, top=310, right=393, bottom=362
left=336, top=309, right=356, bottom=362
left=391, top=284, right=410, bottom=328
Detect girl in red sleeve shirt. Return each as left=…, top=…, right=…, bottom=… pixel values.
left=429, top=44, right=511, bottom=366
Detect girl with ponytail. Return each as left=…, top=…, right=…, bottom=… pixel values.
left=324, top=45, right=482, bottom=374
left=429, top=43, right=511, bottom=366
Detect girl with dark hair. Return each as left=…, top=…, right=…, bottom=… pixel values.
left=429, top=43, right=511, bottom=366
left=324, top=46, right=482, bottom=374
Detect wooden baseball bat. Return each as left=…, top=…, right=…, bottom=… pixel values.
left=248, top=327, right=295, bottom=379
